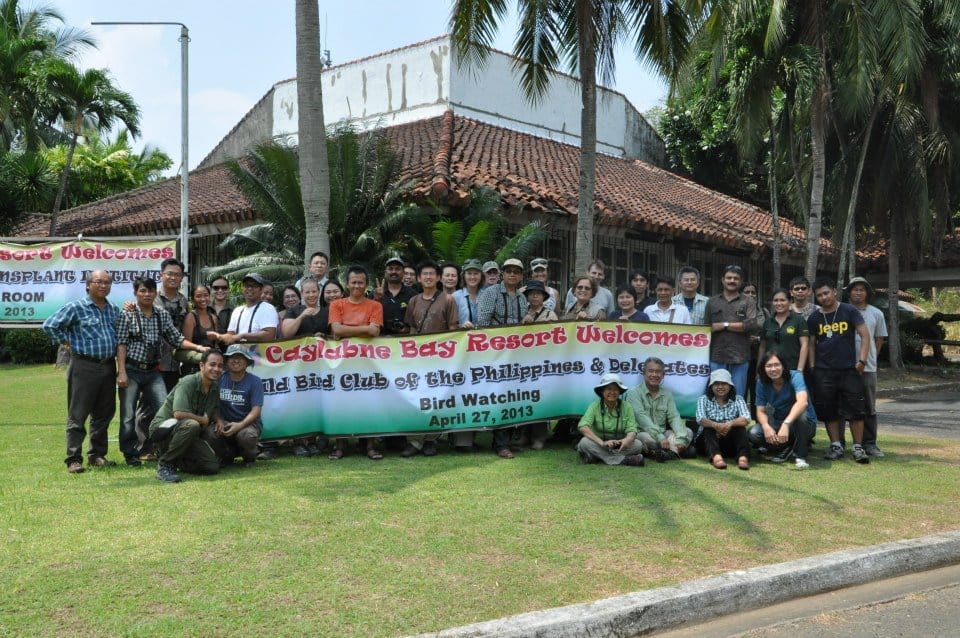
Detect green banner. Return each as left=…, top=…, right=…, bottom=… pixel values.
left=0, top=239, right=176, bottom=323
left=247, top=322, right=711, bottom=438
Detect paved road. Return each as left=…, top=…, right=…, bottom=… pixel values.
left=649, top=389, right=960, bottom=638
left=876, top=390, right=960, bottom=440
left=652, top=563, right=960, bottom=638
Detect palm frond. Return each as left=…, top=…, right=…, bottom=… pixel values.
left=495, top=220, right=548, bottom=263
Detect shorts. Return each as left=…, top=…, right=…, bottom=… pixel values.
left=811, top=367, right=866, bottom=421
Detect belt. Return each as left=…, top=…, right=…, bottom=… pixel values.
left=125, top=359, right=157, bottom=371
left=74, top=352, right=115, bottom=365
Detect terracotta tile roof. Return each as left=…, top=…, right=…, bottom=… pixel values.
left=11, top=163, right=257, bottom=237
left=859, top=232, right=960, bottom=270
left=13, top=111, right=826, bottom=260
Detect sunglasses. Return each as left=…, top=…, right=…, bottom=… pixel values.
left=211, top=285, right=229, bottom=291
left=792, top=285, right=808, bottom=291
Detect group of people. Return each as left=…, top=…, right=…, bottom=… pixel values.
left=42, top=249, right=889, bottom=480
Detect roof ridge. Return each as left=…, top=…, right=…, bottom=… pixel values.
left=431, top=109, right=455, bottom=198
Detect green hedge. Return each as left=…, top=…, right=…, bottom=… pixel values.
left=3, top=329, right=58, bottom=364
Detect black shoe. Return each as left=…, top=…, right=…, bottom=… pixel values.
left=422, top=441, right=438, bottom=456
left=650, top=449, right=668, bottom=463
left=125, top=456, right=142, bottom=467
left=306, top=443, right=321, bottom=456
left=623, top=454, right=645, bottom=467
left=156, top=464, right=181, bottom=483
left=257, top=448, right=278, bottom=461
left=400, top=444, right=420, bottom=458
left=293, top=444, right=311, bottom=457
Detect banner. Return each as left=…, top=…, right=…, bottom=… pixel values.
left=248, top=322, right=711, bottom=438
left=0, top=239, right=176, bottom=323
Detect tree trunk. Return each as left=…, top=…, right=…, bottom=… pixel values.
left=573, top=0, right=597, bottom=277
left=768, top=115, right=782, bottom=288
left=887, top=211, right=903, bottom=370
left=805, top=80, right=827, bottom=283
left=837, top=99, right=880, bottom=289
left=49, top=128, right=79, bottom=236
left=920, top=66, right=950, bottom=266
left=295, top=0, right=330, bottom=264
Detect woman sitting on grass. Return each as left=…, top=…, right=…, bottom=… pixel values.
left=697, top=369, right=751, bottom=470
left=576, top=373, right=645, bottom=466
left=748, top=351, right=814, bottom=469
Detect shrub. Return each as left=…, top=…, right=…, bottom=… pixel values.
left=4, top=329, right=58, bottom=364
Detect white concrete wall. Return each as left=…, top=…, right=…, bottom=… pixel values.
left=449, top=46, right=628, bottom=157
left=273, top=39, right=453, bottom=143
left=270, top=35, right=659, bottom=161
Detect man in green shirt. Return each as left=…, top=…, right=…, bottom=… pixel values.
left=624, top=357, right=693, bottom=461
left=149, top=349, right=224, bottom=483
left=577, top=373, right=645, bottom=466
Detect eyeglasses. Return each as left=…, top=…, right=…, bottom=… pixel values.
left=575, top=285, right=592, bottom=291
left=162, top=271, right=184, bottom=278
left=211, top=285, right=229, bottom=291
left=764, top=362, right=783, bottom=369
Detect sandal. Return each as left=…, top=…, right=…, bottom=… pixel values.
left=366, top=448, right=384, bottom=461
left=711, top=455, right=727, bottom=470
left=737, top=456, right=750, bottom=471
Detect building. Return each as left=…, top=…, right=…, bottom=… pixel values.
left=12, top=35, right=829, bottom=296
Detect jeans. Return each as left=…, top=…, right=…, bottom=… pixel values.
left=710, top=361, right=750, bottom=398
left=118, top=366, right=168, bottom=460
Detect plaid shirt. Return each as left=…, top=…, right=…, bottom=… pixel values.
left=476, top=283, right=528, bottom=327
left=673, top=292, right=710, bottom=325
left=696, top=395, right=750, bottom=424
left=156, top=290, right=189, bottom=372
left=42, top=295, right=119, bottom=359
left=117, top=306, right=184, bottom=365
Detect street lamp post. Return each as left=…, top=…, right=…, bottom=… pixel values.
left=91, top=21, right=190, bottom=283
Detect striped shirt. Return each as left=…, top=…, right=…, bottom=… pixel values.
left=42, top=295, right=120, bottom=359
left=673, top=293, right=710, bottom=324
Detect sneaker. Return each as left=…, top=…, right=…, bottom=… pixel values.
left=125, top=456, right=142, bottom=467
left=292, top=444, right=311, bottom=457
left=852, top=445, right=871, bottom=464
left=771, top=447, right=793, bottom=464
left=257, top=447, right=278, bottom=461
left=89, top=456, right=116, bottom=467
left=306, top=443, right=321, bottom=456
left=531, top=440, right=545, bottom=451
left=67, top=461, right=84, bottom=474
left=622, top=454, right=645, bottom=467
left=757, top=445, right=769, bottom=455
left=138, top=451, right=157, bottom=462
left=422, top=441, right=437, bottom=457
left=156, top=464, right=182, bottom=483
left=794, top=458, right=809, bottom=470
left=823, top=444, right=844, bottom=460
left=400, top=444, right=421, bottom=458
left=497, top=448, right=514, bottom=459
left=863, top=443, right=885, bottom=458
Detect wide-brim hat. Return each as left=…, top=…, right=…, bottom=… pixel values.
left=594, top=372, right=628, bottom=397
left=523, top=280, right=547, bottom=297
left=708, top=368, right=733, bottom=388
left=845, top=276, right=874, bottom=299
left=224, top=344, right=256, bottom=366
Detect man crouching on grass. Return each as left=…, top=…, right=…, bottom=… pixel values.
left=202, top=344, right=263, bottom=468
left=149, top=349, right=224, bottom=483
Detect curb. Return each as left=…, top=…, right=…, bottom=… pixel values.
left=876, top=381, right=960, bottom=398
left=415, top=530, right=960, bottom=638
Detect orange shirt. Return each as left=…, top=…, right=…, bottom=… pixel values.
left=329, top=297, right=383, bottom=328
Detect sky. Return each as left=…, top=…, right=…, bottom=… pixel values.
left=60, top=0, right=669, bottom=176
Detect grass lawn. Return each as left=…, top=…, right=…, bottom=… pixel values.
left=2, top=363, right=959, bottom=637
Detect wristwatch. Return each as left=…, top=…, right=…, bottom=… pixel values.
left=723, top=321, right=730, bottom=329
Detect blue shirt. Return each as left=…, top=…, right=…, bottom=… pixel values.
left=452, top=288, right=479, bottom=326
left=219, top=371, right=264, bottom=431
left=755, top=371, right=807, bottom=422
left=608, top=309, right=650, bottom=322
left=42, top=294, right=119, bottom=359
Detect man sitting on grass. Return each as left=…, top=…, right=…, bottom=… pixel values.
left=202, top=344, right=263, bottom=468
left=149, top=349, right=225, bottom=483
left=624, top=356, right=693, bottom=461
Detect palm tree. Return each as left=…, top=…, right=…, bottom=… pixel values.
left=295, top=0, right=331, bottom=265
left=431, top=185, right=548, bottom=264
left=451, top=0, right=690, bottom=275
left=46, top=60, right=140, bottom=236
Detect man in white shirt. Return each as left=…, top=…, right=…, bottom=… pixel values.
left=644, top=277, right=692, bottom=324
left=846, top=277, right=888, bottom=457
left=220, top=273, right=278, bottom=345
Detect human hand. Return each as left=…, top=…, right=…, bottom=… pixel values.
left=373, top=278, right=384, bottom=301
left=117, top=371, right=128, bottom=388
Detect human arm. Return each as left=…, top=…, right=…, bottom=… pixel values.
left=116, top=343, right=129, bottom=388
left=855, top=322, right=871, bottom=373
left=797, top=335, right=809, bottom=372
